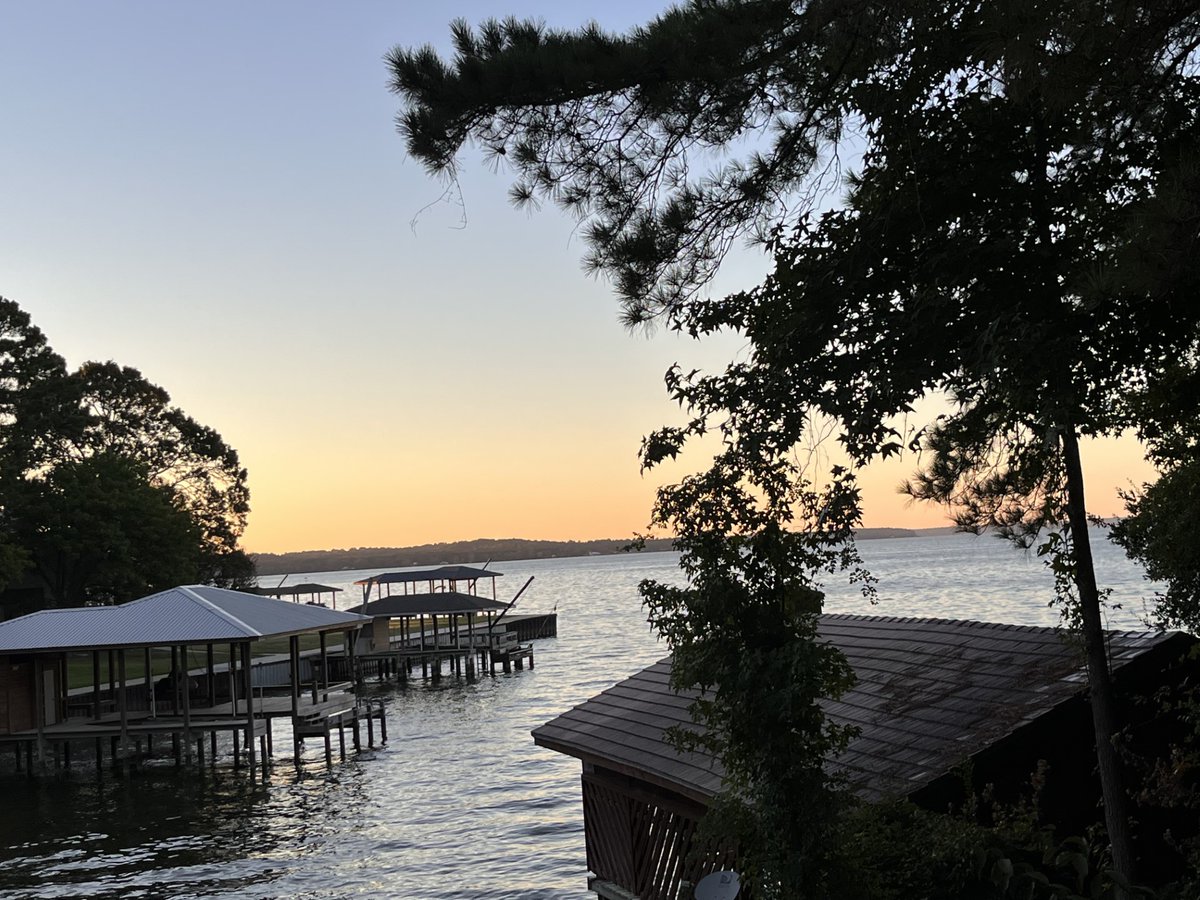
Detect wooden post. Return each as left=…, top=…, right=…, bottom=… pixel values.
left=145, top=647, right=155, bottom=717
left=170, top=646, right=180, bottom=714
left=117, top=649, right=130, bottom=764
left=206, top=644, right=216, bottom=708
left=33, top=658, right=46, bottom=769
left=319, top=632, right=328, bottom=699
left=92, top=651, right=102, bottom=720
left=242, top=642, right=256, bottom=774
left=431, top=615, right=441, bottom=681
left=181, top=645, right=193, bottom=766
left=289, top=635, right=301, bottom=762
left=229, top=642, right=238, bottom=716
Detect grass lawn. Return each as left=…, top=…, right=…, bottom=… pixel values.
left=64, top=633, right=336, bottom=691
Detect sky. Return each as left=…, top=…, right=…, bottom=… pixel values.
left=0, top=2, right=1156, bottom=554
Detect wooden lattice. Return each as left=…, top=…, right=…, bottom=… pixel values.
left=582, top=768, right=737, bottom=900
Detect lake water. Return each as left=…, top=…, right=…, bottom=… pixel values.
left=0, top=532, right=1161, bottom=899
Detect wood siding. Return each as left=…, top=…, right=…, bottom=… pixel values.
left=0, top=659, right=34, bottom=734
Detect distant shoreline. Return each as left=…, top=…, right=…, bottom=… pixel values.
left=249, top=527, right=959, bottom=576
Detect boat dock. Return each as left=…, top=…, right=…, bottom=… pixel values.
left=0, top=571, right=559, bottom=780
left=0, top=586, right=385, bottom=779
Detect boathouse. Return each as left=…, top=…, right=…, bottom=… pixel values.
left=347, top=589, right=543, bottom=678
left=0, top=585, right=380, bottom=775
left=250, top=582, right=343, bottom=609
left=354, top=565, right=501, bottom=603
left=532, top=614, right=1198, bottom=900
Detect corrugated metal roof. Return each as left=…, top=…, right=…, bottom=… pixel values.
left=250, top=583, right=343, bottom=597
left=0, top=585, right=371, bottom=653
left=349, top=591, right=510, bottom=617
left=532, top=614, right=1191, bottom=805
left=353, top=565, right=502, bottom=586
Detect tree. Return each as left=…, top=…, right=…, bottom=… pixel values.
left=0, top=534, right=27, bottom=595
left=639, top=460, right=866, bottom=895
left=6, top=453, right=201, bottom=607
left=390, top=1, right=1200, bottom=892
left=63, top=361, right=253, bottom=588
left=1, top=296, right=73, bottom=466
left=0, top=296, right=255, bottom=604
left=1111, top=364, right=1200, bottom=632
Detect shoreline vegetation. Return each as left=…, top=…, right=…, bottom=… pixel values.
left=250, top=528, right=953, bottom=576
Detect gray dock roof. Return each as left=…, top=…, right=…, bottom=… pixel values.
left=349, top=591, right=510, bottom=617
left=0, top=585, right=371, bottom=653
left=354, top=565, right=501, bottom=586
left=250, top=583, right=343, bottom=598
left=532, top=614, right=1187, bottom=805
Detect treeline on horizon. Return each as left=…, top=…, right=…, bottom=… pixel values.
left=250, top=528, right=932, bottom=577
left=250, top=537, right=674, bottom=576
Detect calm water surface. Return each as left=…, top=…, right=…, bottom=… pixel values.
left=0, top=534, right=1160, bottom=898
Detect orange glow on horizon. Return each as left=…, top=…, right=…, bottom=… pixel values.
left=241, top=430, right=1156, bottom=555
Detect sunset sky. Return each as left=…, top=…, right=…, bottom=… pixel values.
left=0, top=2, right=1156, bottom=554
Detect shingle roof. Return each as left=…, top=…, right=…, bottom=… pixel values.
left=532, top=614, right=1188, bottom=805
left=0, top=585, right=371, bottom=653
left=353, top=565, right=501, bottom=586
left=349, top=591, right=510, bottom=617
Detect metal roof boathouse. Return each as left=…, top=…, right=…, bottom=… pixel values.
left=532, top=614, right=1198, bottom=900
left=0, top=586, right=384, bottom=776
left=249, top=582, right=344, bottom=609
left=348, top=566, right=547, bottom=678
left=354, top=565, right=501, bottom=603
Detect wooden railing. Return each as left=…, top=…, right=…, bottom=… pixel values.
left=581, top=768, right=737, bottom=900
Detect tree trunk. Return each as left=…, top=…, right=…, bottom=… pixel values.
left=1061, top=427, right=1136, bottom=892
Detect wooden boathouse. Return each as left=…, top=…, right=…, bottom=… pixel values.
left=0, top=585, right=385, bottom=777
left=532, top=615, right=1198, bottom=900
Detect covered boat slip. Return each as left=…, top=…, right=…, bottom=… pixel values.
left=348, top=589, right=537, bottom=679
left=353, top=565, right=502, bottom=603
left=0, top=585, right=385, bottom=777
left=249, top=582, right=343, bottom=609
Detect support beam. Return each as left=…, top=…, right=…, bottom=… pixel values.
left=242, top=642, right=256, bottom=774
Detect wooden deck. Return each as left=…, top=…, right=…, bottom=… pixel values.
left=0, top=609, right=557, bottom=779
left=2, top=687, right=387, bottom=776
left=347, top=612, right=553, bottom=682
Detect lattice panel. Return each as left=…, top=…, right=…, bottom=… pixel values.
left=583, top=774, right=636, bottom=887
left=582, top=771, right=739, bottom=900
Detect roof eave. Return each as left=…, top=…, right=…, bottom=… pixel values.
left=532, top=732, right=719, bottom=807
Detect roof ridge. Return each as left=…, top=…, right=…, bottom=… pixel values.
left=176, top=585, right=263, bottom=639
left=818, top=611, right=1090, bottom=637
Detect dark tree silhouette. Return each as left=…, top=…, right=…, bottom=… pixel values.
left=1, top=296, right=255, bottom=605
